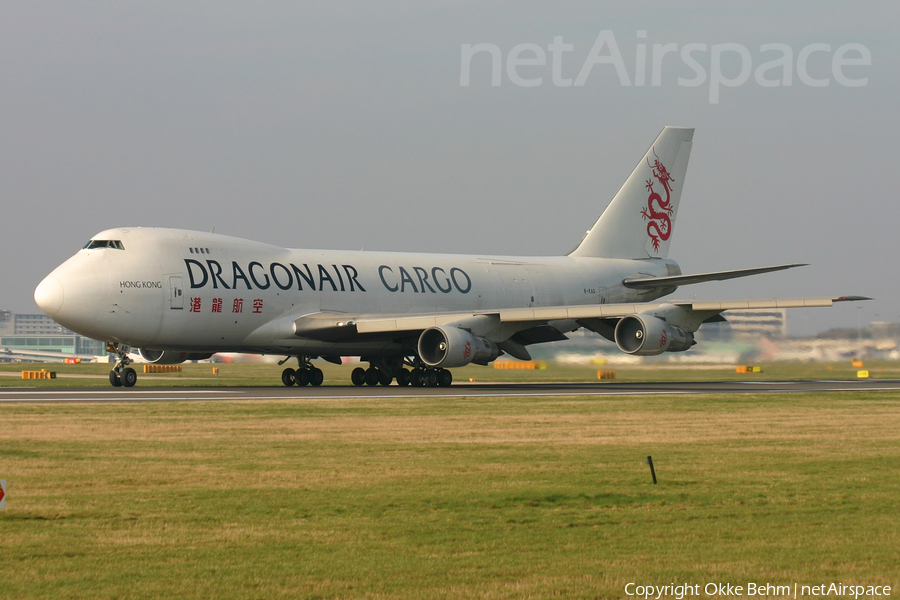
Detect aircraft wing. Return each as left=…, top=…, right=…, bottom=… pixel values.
left=292, top=295, right=869, bottom=341
left=495, top=295, right=869, bottom=322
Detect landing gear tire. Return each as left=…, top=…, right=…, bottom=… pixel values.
left=410, top=369, right=424, bottom=387
left=396, top=369, right=410, bottom=387
left=109, top=370, right=123, bottom=387
left=122, top=367, right=138, bottom=388
left=365, top=367, right=380, bottom=386
left=438, top=369, right=452, bottom=387
left=310, top=367, right=324, bottom=387
left=282, top=368, right=296, bottom=387
left=378, top=370, right=392, bottom=386
left=351, top=367, right=366, bottom=387
left=296, top=369, right=310, bottom=386
left=425, top=370, right=439, bottom=388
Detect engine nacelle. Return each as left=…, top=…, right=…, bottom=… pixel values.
left=418, top=326, right=501, bottom=368
left=614, top=314, right=694, bottom=356
left=138, top=349, right=214, bottom=364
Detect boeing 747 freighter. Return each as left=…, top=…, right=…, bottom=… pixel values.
left=34, top=127, right=866, bottom=387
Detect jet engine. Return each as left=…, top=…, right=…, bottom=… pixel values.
left=418, top=326, right=501, bottom=368
left=614, top=314, right=694, bottom=356
left=138, top=349, right=214, bottom=364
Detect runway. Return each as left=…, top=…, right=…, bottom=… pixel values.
left=2, top=379, right=900, bottom=403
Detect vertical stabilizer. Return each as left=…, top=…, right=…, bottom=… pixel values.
left=570, top=127, right=693, bottom=259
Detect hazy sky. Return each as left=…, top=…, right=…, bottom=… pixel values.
left=2, top=1, right=897, bottom=336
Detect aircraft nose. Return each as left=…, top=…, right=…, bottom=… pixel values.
left=34, top=254, right=111, bottom=338
left=35, top=275, right=65, bottom=316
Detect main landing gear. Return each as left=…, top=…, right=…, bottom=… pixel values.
left=108, top=343, right=138, bottom=388
left=281, top=356, right=324, bottom=387
left=277, top=356, right=454, bottom=388
left=351, top=357, right=453, bottom=388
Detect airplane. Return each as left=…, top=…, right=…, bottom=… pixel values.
left=33, top=127, right=867, bottom=388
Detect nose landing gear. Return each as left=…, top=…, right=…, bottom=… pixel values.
left=108, top=343, right=138, bottom=388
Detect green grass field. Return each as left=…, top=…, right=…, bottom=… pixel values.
left=1, top=389, right=898, bottom=598
left=1, top=359, right=897, bottom=387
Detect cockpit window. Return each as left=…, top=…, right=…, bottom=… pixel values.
left=83, top=240, right=125, bottom=250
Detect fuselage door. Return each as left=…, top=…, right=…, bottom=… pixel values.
left=169, top=276, right=184, bottom=310
left=496, top=264, right=535, bottom=307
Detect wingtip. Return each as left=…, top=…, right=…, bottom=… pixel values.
left=833, top=295, right=872, bottom=302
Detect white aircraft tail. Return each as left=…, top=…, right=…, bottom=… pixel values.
left=570, top=126, right=694, bottom=259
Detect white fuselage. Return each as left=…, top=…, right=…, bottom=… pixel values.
left=37, top=227, right=678, bottom=356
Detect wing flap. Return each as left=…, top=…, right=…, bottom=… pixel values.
left=498, top=304, right=653, bottom=322
left=689, top=297, right=836, bottom=311
left=355, top=313, right=480, bottom=334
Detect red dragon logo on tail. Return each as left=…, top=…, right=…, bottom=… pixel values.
left=640, top=147, right=675, bottom=252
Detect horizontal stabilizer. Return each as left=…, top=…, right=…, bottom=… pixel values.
left=622, top=263, right=807, bottom=289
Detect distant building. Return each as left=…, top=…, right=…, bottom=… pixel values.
left=870, top=321, right=900, bottom=339
left=696, top=309, right=788, bottom=341
left=1, top=311, right=74, bottom=335
left=0, top=309, right=108, bottom=362
left=726, top=309, right=788, bottom=339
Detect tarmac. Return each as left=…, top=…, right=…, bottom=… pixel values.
left=2, top=379, right=900, bottom=403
